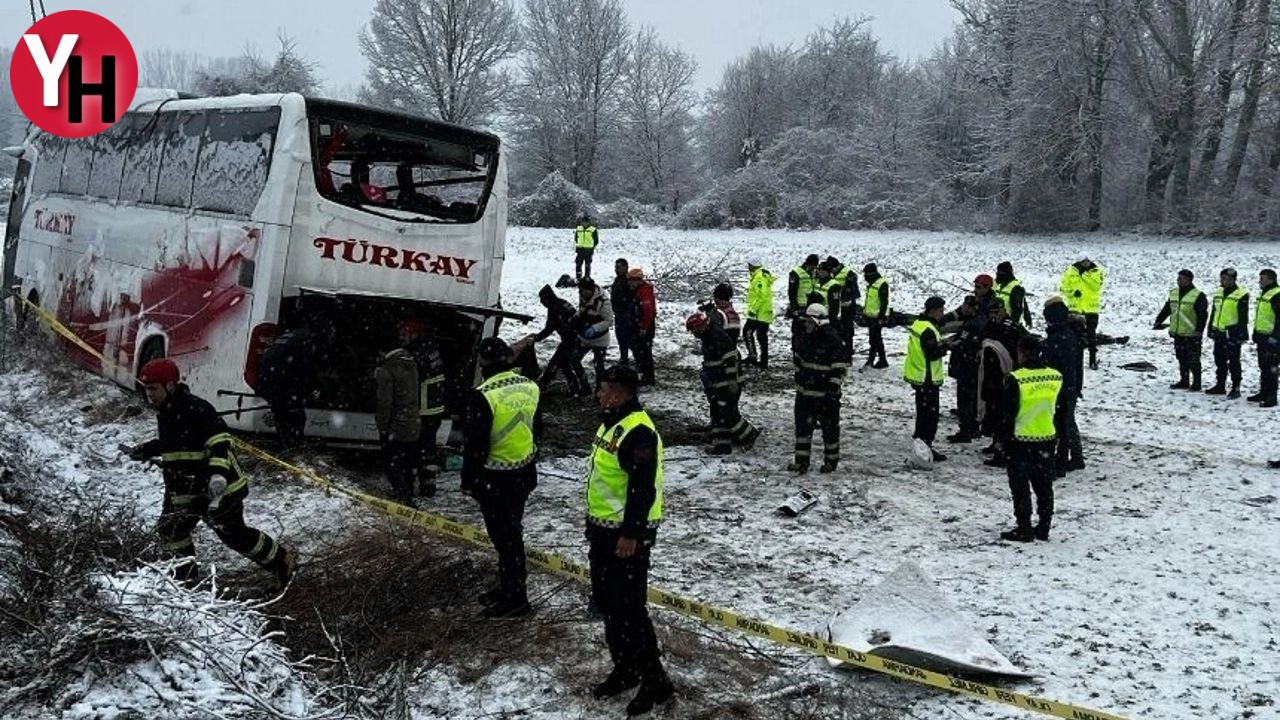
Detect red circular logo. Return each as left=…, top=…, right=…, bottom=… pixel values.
left=8, top=10, right=138, bottom=138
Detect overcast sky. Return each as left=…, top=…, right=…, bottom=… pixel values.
left=5, top=0, right=960, bottom=94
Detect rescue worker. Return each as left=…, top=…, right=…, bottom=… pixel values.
left=787, top=254, right=820, bottom=319
left=534, top=285, right=591, bottom=397
left=462, top=338, right=541, bottom=618
left=686, top=312, right=760, bottom=455
left=584, top=365, right=674, bottom=715
left=612, top=258, right=639, bottom=365
left=998, top=335, right=1063, bottom=542
left=375, top=335, right=421, bottom=506
left=577, top=278, right=615, bottom=385
left=812, top=265, right=841, bottom=324
left=1043, top=297, right=1084, bottom=475
left=1206, top=268, right=1249, bottom=399
left=254, top=319, right=324, bottom=448
left=628, top=268, right=658, bottom=386
left=1060, top=257, right=1105, bottom=369
left=979, top=305, right=1024, bottom=466
left=702, top=283, right=741, bottom=342
left=400, top=319, right=445, bottom=497
left=973, top=274, right=997, bottom=315
left=789, top=304, right=851, bottom=473
left=1154, top=269, right=1208, bottom=390
left=904, top=297, right=949, bottom=461
left=994, top=261, right=1032, bottom=327
left=574, top=215, right=600, bottom=282
left=823, top=256, right=860, bottom=351
left=129, top=359, right=296, bottom=587
left=863, top=263, right=890, bottom=369
left=744, top=258, right=775, bottom=368
left=1249, top=268, right=1279, bottom=407
left=944, top=294, right=986, bottom=443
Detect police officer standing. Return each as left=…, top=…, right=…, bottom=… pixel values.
left=789, top=304, right=851, bottom=473
left=994, top=261, right=1032, bottom=328
left=1206, top=268, right=1249, bottom=399
left=788, top=255, right=820, bottom=354
left=130, top=359, right=296, bottom=588
left=904, top=297, right=949, bottom=461
left=1154, top=269, right=1208, bottom=390
left=1060, top=258, right=1105, bottom=369
left=574, top=216, right=600, bottom=282
left=998, top=336, right=1063, bottom=542
left=1249, top=268, right=1278, bottom=407
left=823, top=256, right=860, bottom=352
left=744, top=258, right=775, bottom=368
left=686, top=311, right=760, bottom=455
left=462, top=338, right=541, bottom=618
left=585, top=365, right=675, bottom=715
left=862, top=263, right=890, bottom=368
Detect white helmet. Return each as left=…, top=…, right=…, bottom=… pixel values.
left=806, top=303, right=829, bottom=321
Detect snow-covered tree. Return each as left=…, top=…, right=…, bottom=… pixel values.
left=359, top=0, right=520, bottom=126
left=616, top=26, right=697, bottom=208
left=193, top=32, right=321, bottom=96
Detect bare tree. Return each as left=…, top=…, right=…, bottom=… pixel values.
left=516, top=0, right=630, bottom=190
left=711, top=45, right=796, bottom=167
left=138, top=48, right=207, bottom=92
left=360, top=0, right=520, bottom=126
left=619, top=26, right=696, bottom=206
left=1193, top=0, right=1249, bottom=195
left=1221, top=0, right=1272, bottom=196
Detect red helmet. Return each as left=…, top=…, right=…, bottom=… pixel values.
left=685, top=313, right=709, bottom=333
left=397, top=318, right=425, bottom=336
left=138, top=358, right=180, bottom=385
left=974, top=274, right=994, bottom=288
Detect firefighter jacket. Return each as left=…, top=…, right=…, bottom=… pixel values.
left=133, top=385, right=247, bottom=500
left=794, top=324, right=850, bottom=398
left=699, top=325, right=743, bottom=392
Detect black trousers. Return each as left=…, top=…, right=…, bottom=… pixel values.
left=475, top=472, right=534, bottom=604
left=744, top=319, right=770, bottom=368
left=1006, top=440, right=1055, bottom=530
left=578, top=346, right=608, bottom=386
left=1084, top=313, right=1099, bottom=364
left=1259, top=345, right=1279, bottom=402
left=1212, top=335, right=1243, bottom=387
left=1054, top=394, right=1082, bottom=468
left=539, top=341, right=589, bottom=394
left=636, top=330, right=656, bottom=383
left=866, top=322, right=886, bottom=365
left=157, top=483, right=285, bottom=581
left=384, top=441, right=418, bottom=504
left=575, top=248, right=594, bottom=280
left=955, top=369, right=979, bottom=436
left=708, top=385, right=757, bottom=452
left=616, top=325, right=637, bottom=365
left=589, top=531, right=664, bottom=682
left=912, top=383, right=940, bottom=445
left=267, top=395, right=306, bottom=447
left=1173, top=336, right=1202, bottom=382
left=418, top=416, right=442, bottom=480
left=794, top=393, right=840, bottom=466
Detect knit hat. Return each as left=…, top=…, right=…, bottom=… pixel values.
left=138, top=358, right=180, bottom=385
left=477, top=337, right=512, bottom=366
left=863, top=262, right=878, bottom=274
left=974, top=274, right=994, bottom=288
left=804, top=253, right=821, bottom=267
left=713, top=282, right=733, bottom=301
left=747, top=257, right=763, bottom=268
left=925, top=296, right=945, bottom=312
left=1178, top=269, right=1194, bottom=280
left=627, top=268, right=645, bottom=279
left=997, top=261, right=1013, bottom=274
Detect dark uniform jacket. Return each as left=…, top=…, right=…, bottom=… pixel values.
left=699, top=325, right=742, bottom=392
left=375, top=348, right=420, bottom=440
left=255, top=327, right=318, bottom=400
left=943, top=309, right=987, bottom=377
left=585, top=397, right=661, bottom=544
left=407, top=337, right=447, bottom=415
left=1043, top=303, right=1082, bottom=399
left=794, top=324, right=851, bottom=397
left=611, top=274, right=639, bottom=335
left=135, top=385, right=242, bottom=498
left=534, top=297, right=581, bottom=345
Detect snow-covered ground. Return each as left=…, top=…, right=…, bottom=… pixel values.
left=3, top=226, right=1278, bottom=720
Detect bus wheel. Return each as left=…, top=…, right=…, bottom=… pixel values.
left=136, top=338, right=166, bottom=393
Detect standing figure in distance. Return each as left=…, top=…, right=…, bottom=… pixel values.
left=903, top=297, right=949, bottom=462
left=1154, top=269, right=1207, bottom=391
left=375, top=336, right=421, bottom=506
left=574, top=215, right=600, bottom=282
left=789, top=304, right=851, bottom=474
left=1061, top=258, right=1105, bottom=369
left=1205, top=268, right=1249, bottom=399
left=1248, top=268, right=1278, bottom=407
left=998, top=336, right=1063, bottom=543
left=743, top=258, right=775, bottom=369
left=862, top=263, right=890, bottom=369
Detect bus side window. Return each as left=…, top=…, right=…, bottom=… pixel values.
left=30, top=135, right=66, bottom=196
left=193, top=108, right=280, bottom=217
left=88, top=115, right=134, bottom=202
left=120, top=114, right=166, bottom=205
left=155, top=111, right=206, bottom=209
left=60, top=135, right=95, bottom=197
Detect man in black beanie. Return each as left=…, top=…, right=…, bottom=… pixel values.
left=1154, top=269, right=1207, bottom=390
left=994, top=261, right=1032, bottom=328
left=862, top=263, right=890, bottom=368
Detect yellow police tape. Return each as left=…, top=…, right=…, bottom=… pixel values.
left=231, top=440, right=1131, bottom=720
left=11, top=293, right=1130, bottom=720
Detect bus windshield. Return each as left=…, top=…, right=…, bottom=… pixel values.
left=308, top=101, right=499, bottom=224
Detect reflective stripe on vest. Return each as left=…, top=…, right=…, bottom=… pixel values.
left=1167, top=286, right=1203, bottom=337
left=1211, top=287, right=1248, bottom=332
left=419, top=373, right=445, bottom=417
left=903, top=319, right=944, bottom=386
left=793, top=266, right=815, bottom=308
left=832, top=267, right=853, bottom=308
left=1011, top=368, right=1062, bottom=442
left=479, top=371, right=540, bottom=470
left=747, top=268, right=775, bottom=323
left=1256, top=287, right=1278, bottom=335
left=575, top=225, right=596, bottom=249
left=995, top=279, right=1024, bottom=324
left=864, top=278, right=887, bottom=318
left=585, top=410, right=664, bottom=528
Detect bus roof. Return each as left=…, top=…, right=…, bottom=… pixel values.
left=304, top=97, right=500, bottom=152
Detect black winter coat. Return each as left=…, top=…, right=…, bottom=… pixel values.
left=1043, top=304, right=1081, bottom=399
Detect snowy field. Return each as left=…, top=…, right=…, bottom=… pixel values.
left=2, top=226, right=1278, bottom=720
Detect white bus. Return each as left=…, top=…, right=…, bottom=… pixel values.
left=3, top=92, right=527, bottom=442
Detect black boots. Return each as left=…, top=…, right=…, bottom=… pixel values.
left=626, top=674, right=675, bottom=716
left=1227, top=385, right=1241, bottom=399
left=592, top=668, right=640, bottom=700
left=1000, top=527, right=1034, bottom=543
left=1205, top=383, right=1226, bottom=395
left=1170, top=376, right=1189, bottom=389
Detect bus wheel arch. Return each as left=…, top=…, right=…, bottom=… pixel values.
left=136, top=336, right=167, bottom=376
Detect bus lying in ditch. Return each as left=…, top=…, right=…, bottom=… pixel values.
left=2, top=92, right=527, bottom=442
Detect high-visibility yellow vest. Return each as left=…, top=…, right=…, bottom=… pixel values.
left=746, top=267, right=775, bottom=323
left=1256, top=287, right=1278, bottom=335
left=1211, top=287, right=1248, bottom=332
left=419, top=373, right=445, bottom=417
left=1061, top=265, right=1104, bottom=313
left=864, top=278, right=887, bottom=318
left=575, top=225, right=597, bottom=249
left=832, top=266, right=854, bottom=309
left=585, top=410, right=664, bottom=528
left=1167, top=286, right=1203, bottom=338
left=792, top=266, right=815, bottom=309
left=903, top=319, right=944, bottom=386
left=479, top=371, right=539, bottom=470
left=1011, top=367, right=1062, bottom=442
left=817, top=279, right=841, bottom=310
left=995, top=278, right=1024, bottom=324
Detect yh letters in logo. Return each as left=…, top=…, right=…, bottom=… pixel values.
left=8, top=10, right=138, bottom=138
